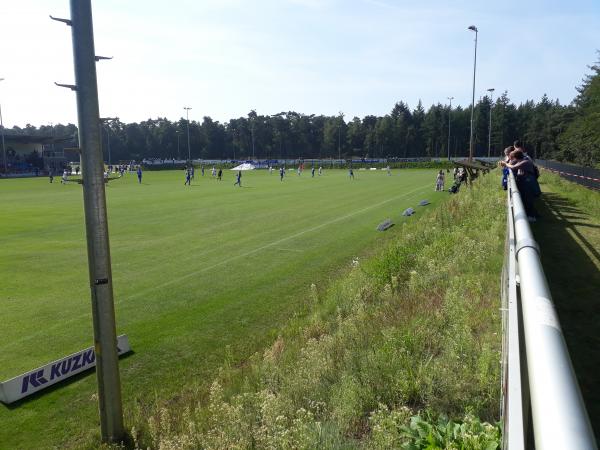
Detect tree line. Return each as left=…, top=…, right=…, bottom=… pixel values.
left=7, top=55, right=599, bottom=167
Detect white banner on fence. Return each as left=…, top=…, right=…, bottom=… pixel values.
left=0, top=335, right=131, bottom=404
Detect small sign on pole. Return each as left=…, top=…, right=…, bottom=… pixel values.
left=0, top=335, right=131, bottom=405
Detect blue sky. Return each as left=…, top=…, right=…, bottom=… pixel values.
left=1, top=0, right=599, bottom=127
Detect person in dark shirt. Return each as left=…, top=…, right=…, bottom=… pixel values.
left=500, top=149, right=541, bottom=221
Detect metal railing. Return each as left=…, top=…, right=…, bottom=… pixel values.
left=501, top=171, right=597, bottom=449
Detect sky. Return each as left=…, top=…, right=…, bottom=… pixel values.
left=0, top=0, right=599, bottom=127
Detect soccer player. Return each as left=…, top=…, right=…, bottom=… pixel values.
left=191, top=166, right=195, bottom=180
left=311, top=166, right=315, bottom=177
left=185, top=168, right=191, bottom=185
left=318, top=166, right=322, bottom=176
left=61, top=168, right=69, bottom=184
left=137, top=166, right=142, bottom=184
left=217, top=168, right=222, bottom=180
left=387, top=165, right=391, bottom=176
left=212, top=166, right=217, bottom=177
left=297, top=166, right=301, bottom=176
left=48, top=168, right=54, bottom=183
left=280, top=166, right=285, bottom=181
left=201, top=165, right=205, bottom=176
left=234, top=170, right=242, bottom=187
left=349, top=168, right=354, bottom=179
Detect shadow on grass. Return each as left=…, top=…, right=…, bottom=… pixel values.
left=533, top=192, right=600, bottom=441
left=1, top=351, right=135, bottom=411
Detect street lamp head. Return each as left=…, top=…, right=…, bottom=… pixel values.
left=487, top=88, right=495, bottom=93
left=468, top=25, right=478, bottom=32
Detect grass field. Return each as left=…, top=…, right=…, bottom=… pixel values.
left=0, top=168, right=443, bottom=448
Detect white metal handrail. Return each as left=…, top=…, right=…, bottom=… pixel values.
left=502, top=171, right=597, bottom=449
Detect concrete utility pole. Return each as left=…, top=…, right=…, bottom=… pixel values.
left=0, top=78, right=6, bottom=174
left=487, top=88, right=495, bottom=158
left=468, top=25, right=478, bottom=162
left=53, top=1, right=124, bottom=442
left=447, top=96, right=454, bottom=160
left=184, top=107, right=192, bottom=162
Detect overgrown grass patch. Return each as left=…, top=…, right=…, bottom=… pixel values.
left=126, top=174, right=505, bottom=449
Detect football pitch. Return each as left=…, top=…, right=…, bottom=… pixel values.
left=0, top=168, right=443, bottom=448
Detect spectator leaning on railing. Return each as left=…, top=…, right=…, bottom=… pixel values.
left=501, top=146, right=514, bottom=190
left=499, top=149, right=542, bottom=222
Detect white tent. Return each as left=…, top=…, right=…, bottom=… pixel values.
left=231, top=163, right=256, bottom=171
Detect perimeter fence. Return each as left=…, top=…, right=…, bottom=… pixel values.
left=500, top=171, right=597, bottom=449
left=536, top=159, right=600, bottom=190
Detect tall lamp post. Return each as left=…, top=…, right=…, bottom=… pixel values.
left=487, top=88, right=495, bottom=158
left=0, top=78, right=7, bottom=174
left=337, top=124, right=341, bottom=166
left=447, top=96, right=454, bottom=160
left=183, top=106, right=192, bottom=162
left=468, top=25, right=478, bottom=161
left=251, top=120, right=256, bottom=162
left=100, top=117, right=118, bottom=166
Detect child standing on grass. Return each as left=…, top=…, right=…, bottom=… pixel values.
left=185, top=168, right=191, bottom=186
left=137, top=166, right=142, bottom=184
left=280, top=167, right=285, bottom=181
left=435, top=170, right=445, bottom=191
left=501, top=146, right=513, bottom=190
left=234, top=170, right=242, bottom=187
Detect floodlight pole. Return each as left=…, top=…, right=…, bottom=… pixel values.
left=251, top=121, right=255, bottom=162
left=468, top=25, right=478, bottom=162
left=100, top=117, right=118, bottom=166
left=0, top=78, right=6, bottom=174
left=447, top=96, right=454, bottom=160
left=487, top=88, right=495, bottom=157
left=184, top=106, right=192, bottom=162
left=67, top=0, right=124, bottom=442
left=337, top=125, right=341, bottom=167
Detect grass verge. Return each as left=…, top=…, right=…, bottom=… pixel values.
left=118, top=173, right=506, bottom=449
